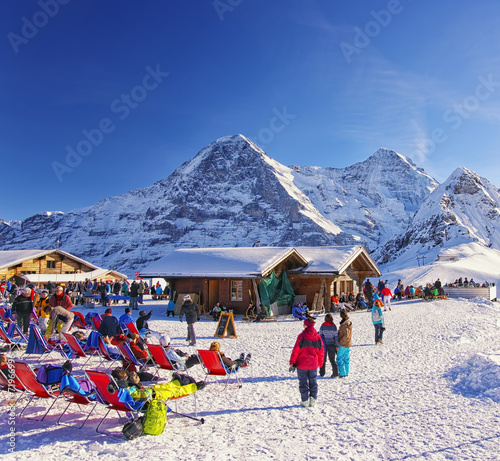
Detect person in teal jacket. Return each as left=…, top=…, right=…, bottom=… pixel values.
left=371, top=302, right=384, bottom=345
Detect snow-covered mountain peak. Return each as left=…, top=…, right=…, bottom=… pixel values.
left=171, top=134, right=270, bottom=181
left=375, top=161, right=500, bottom=265
left=3, top=136, right=498, bottom=276
left=445, top=167, right=487, bottom=196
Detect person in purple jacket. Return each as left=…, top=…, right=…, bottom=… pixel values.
left=289, top=317, right=324, bottom=407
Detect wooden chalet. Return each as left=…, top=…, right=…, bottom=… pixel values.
left=140, top=246, right=381, bottom=315
left=0, top=249, right=126, bottom=286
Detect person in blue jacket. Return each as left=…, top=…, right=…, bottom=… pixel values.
left=371, top=301, right=384, bottom=345
left=318, top=313, right=339, bottom=377
left=119, top=307, right=134, bottom=331
left=292, top=302, right=307, bottom=320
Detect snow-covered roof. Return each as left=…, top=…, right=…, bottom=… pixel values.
left=140, top=246, right=380, bottom=278
left=294, top=246, right=378, bottom=274
left=0, top=249, right=99, bottom=271
left=19, top=268, right=128, bottom=284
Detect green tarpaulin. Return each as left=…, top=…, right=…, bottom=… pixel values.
left=258, top=270, right=295, bottom=315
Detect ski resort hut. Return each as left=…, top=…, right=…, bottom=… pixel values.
left=0, top=249, right=126, bottom=287
left=139, top=245, right=380, bottom=315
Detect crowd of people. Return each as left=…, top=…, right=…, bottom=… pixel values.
left=0, top=272, right=495, bottom=415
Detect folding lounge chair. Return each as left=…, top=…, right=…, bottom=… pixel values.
left=197, top=349, right=244, bottom=390
left=146, top=343, right=184, bottom=371
left=117, top=341, right=157, bottom=376
left=14, top=360, right=60, bottom=420
left=0, top=306, right=15, bottom=324
left=125, top=322, right=140, bottom=335
left=84, top=331, right=120, bottom=371
left=23, top=325, right=67, bottom=360
left=56, top=373, right=98, bottom=429
left=7, top=322, right=28, bottom=340
left=72, top=315, right=88, bottom=330
left=0, top=366, right=25, bottom=404
left=62, top=332, right=93, bottom=367
left=31, top=307, right=39, bottom=324
left=85, top=369, right=147, bottom=434
left=0, top=323, right=27, bottom=352
left=143, top=344, right=201, bottom=416
left=90, top=314, right=102, bottom=331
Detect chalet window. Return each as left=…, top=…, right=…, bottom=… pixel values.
left=231, top=280, right=243, bottom=301
left=46, top=261, right=56, bottom=269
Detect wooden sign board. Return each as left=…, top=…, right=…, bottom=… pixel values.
left=214, top=312, right=237, bottom=339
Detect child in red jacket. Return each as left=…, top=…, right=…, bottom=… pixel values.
left=289, top=318, right=324, bottom=407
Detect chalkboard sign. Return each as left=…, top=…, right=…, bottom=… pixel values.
left=214, top=312, right=237, bottom=338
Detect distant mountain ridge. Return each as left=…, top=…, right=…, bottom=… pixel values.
left=373, top=167, right=500, bottom=265
left=1, top=134, right=499, bottom=275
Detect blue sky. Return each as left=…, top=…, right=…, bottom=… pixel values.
left=2, top=0, right=500, bottom=222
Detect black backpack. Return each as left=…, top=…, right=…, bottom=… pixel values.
left=122, top=416, right=145, bottom=440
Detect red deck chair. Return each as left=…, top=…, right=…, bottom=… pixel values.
left=146, top=343, right=178, bottom=371
left=14, top=360, right=60, bottom=420
left=144, top=344, right=201, bottom=416
left=125, top=321, right=140, bottom=335
left=0, top=366, right=25, bottom=406
left=62, top=332, right=93, bottom=367
left=71, top=315, right=87, bottom=330
left=85, top=369, right=146, bottom=434
left=90, top=315, right=102, bottom=331
left=197, top=349, right=244, bottom=389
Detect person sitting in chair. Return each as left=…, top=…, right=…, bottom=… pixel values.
left=210, top=303, right=222, bottom=321
left=292, top=302, right=307, bottom=321
left=209, top=341, right=251, bottom=371
left=161, top=335, right=200, bottom=369
left=110, top=368, right=204, bottom=410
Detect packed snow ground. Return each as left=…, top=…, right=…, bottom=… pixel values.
left=1, top=296, right=499, bottom=460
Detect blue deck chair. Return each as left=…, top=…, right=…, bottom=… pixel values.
left=24, top=325, right=67, bottom=360
left=0, top=323, right=27, bottom=352
left=117, top=341, right=158, bottom=377
left=85, top=331, right=120, bottom=370
left=57, top=373, right=97, bottom=429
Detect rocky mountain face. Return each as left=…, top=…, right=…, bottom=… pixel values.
left=374, top=167, right=500, bottom=265
left=1, top=135, right=498, bottom=275
left=290, top=148, right=438, bottom=249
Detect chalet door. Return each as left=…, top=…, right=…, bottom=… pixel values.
left=208, top=280, right=219, bottom=308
